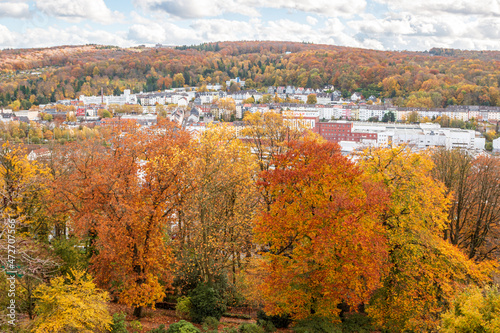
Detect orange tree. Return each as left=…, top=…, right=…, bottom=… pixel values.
left=252, top=138, right=390, bottom=321
left=50, top=119, right=192, bottom=317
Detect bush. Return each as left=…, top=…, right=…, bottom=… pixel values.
left=341, top=313, right=373, bottom=333
left=167, top=320, right=201, bottom=333
left=111, top=312, right=128, bottom=333
left=441, top=285, right=500, bottom=333
left=257, top=319, right=276, bottom=333
left=129, top=320, right=143, bottom=333
left=257, top=310, right=291, bottom=329
left=31, top=270, right=112, bottom=333
left=238, top=323, right=264, bottom=333
left=148, top=324, right=168, bottom=333
left=292, top=316, right=341, bottom=333
left=176, top=296, right=192, bottom=320
left=189, top=283, right=227, bottom=323
left=202, top=316, right=220, bottom=331
left=223, top=328, right=238, bottom=333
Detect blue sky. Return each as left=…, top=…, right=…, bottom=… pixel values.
left=0, top=0, right=499, bottom=51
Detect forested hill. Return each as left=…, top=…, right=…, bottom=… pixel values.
left=1, top=41, right=500, bottom=110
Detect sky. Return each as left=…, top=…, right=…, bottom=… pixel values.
left=0, top=0, right=499, bottom=51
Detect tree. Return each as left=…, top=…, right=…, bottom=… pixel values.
left=32, top=269, right=112, bottom=333
left=360, top=147, right=492, bottom=332
left=173, top=125, right=257, bottom=288
left=51, top=120, right=192, bottom=317
left=306, top=94, right=317, bottom=104
left=441, top=285, right=500, bottom=333
left=241, top=112, right=305, bottom=172
left=406, top=110, right=419, bottom=123
left=173, top=73, right=185, bottom=87
left=432, top=149, right=500, bottom=260
left=252, top=138, right=390, bottom=321
left=381, top=111, right=395, bottom=122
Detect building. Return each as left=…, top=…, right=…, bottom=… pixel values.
left=313, top=121, right=377, bottom=143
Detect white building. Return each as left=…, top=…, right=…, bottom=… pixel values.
left=80, top=89, right=137, bottom=105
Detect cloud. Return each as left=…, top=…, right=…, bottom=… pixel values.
left=134, top=0, right=365, bottom=18
left=134, top=0, right=260, bottom=18
left=0, top=24, right=131, bottom=49
left=374, top=0, right=500, bottom=17
left=306, top=16, right=318, bottom=26
left=0, top=2, right=30, bottom=18
left=35, top=0, right=124, bottom=24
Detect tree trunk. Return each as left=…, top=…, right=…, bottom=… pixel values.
left=133, top=305, right=143, bottom=318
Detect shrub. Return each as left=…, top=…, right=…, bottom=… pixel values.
left=238, top=323, right=264, bottom=333
left=167, top=320, right=201, bottom=333
left=441, top=285, right=500, bottom=333
left=176, top=296, right=192, bottom=320
left=223, top=328, right=238, bottom=333
left=189, top=283, right=227, bottom=323
left=341, top=313, right=373, bottom=333
left=31, top=269, right=112, bottom=333
left=111, top=312, right=128, bottom=333
left=148, top=324, right=168, bottom=333
left=257, top=319, right=276, bottom=333
left=202, top=316, right=220, bottom=331
left=292, top=316, right=341, bottom=333
left=129, top=320, right=143, bottom=333
left=256, top=310, right=291, bottom=329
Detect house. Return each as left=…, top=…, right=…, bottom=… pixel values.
left=28, top=148, right=50, bottom=161
left=351, top=92, right=363, bottom=102
left=226, top=77, right=245, bottom=88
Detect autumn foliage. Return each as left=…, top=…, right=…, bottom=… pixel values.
left=253, top=138, right=390, bottom=321
left=1, top=116, right=499, bottom=331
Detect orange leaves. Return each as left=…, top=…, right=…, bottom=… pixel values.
left=253, top=138, right=390, bottom=320
left=53, top=120, right=192, bottom=312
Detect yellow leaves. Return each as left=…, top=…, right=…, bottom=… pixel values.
left=32, top=269, right=112, bottom=333
left=361, top=146, right=494, bottom=332
left=441, top=285, right=500, bottom=333
left=119, top=274, right=165, bottom=309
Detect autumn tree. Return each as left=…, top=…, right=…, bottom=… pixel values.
left=432, top=149, right=500, bottom=260
left=441, top=285, right=500, bottom=333
left=360, top=147, right=492, bottom=332
left=51, top=120, right=192, bottom=317
left=252, top=138, right=390, bottom=321
left=32, top=269, right=112, bottom=333
left=306, top=93, right=317, bottom=104
left=241, top=111, right=305, bottom=172
left=173, top=125, right=257, bottom=290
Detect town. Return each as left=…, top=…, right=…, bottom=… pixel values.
left=3, top=79, right=500, bottom=155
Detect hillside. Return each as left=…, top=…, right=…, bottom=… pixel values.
left=1, top=41, right=499, bottom=109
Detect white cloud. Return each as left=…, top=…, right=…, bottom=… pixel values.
left=35, top=0, right=124, bottom=24
left=306, top=16, right=318, bottom=26
left=134, top=0, right=365, bottom=18
left=0, top=24, right=16, bottom=46
left=0, top=24, right=131, bottom=49
left=134, top=0, right=260, bottom=18
left=374, top=0, right=500, bottom=17
left=0, top=2, right=30, bottom=18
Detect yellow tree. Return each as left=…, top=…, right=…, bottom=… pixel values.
left=360, top=147, right=493, bottom=332
left=173, top=125, right=257, bottom=289
left=241, top=112, right=305, bottom=172
left=32, top=269, right=112, bottom=333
